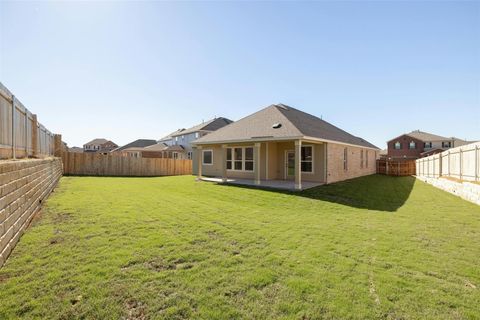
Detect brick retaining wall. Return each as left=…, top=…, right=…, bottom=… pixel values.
left=0, top=158, right=62, bottom=267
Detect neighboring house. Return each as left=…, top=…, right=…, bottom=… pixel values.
left=387, top=130, right=473, bottom=160
left=83, top=139, right=118, bottom=153
left=68, top=147, right=83, bottom=153
left=141, top=143, right=168, bottom=158
left=158, top=117, right=233, bottom=159
left=119, top=147, right=145, bottom=158
left=111, top=139, right=157, bottom=153
left=192, top=104, right=379, bottom=190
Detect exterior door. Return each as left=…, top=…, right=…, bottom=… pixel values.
left=285, top=151, right=295, bottom=179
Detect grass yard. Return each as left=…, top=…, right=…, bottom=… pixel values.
left=1, top=175, right=479, bottom=319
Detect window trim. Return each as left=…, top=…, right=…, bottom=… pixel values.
left=202, top=149, right=213, bottom=165
left=394, top=141, right=401, bottom=150
left=285, top=145, right=315, bottom=176
left=301, top=145, right=314, bottom=174
left=226, top=146, right=255, bottom=172
left=409, top=141, right=416, bottom=149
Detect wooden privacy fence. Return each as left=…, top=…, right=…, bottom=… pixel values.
left=62, top=152, right=192, bottom=176
left=376, top=159, right=416, bottom=176
left=416, top=142, right=480, bottom=181
left=0, top=82, right=57, bottom=159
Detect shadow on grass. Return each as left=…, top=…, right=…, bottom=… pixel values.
left=297, top=175, right=416, bottom=212
left=217, top=175, right=416, bottom=212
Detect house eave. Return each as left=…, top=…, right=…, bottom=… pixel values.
left=192, top=135, right=379, bottom=150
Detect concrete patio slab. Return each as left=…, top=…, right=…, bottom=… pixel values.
left=199, top=177, right=323, bottom=191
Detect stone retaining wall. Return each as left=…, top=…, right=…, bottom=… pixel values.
left=416, top=176, right=480, bottom=206
left=0, top=158, right=62, bottom=267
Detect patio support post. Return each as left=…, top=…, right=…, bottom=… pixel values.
left=294, top=140, right=302, bottom=190
left=254, top=143, right=261, bottom=185
left=221, top=144, right=228, bottom=182
left=196, top=146, right=203, bottom=181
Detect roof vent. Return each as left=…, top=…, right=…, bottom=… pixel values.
left=272, top=123, right=282, bottom=129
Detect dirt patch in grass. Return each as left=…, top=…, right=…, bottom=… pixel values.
left=123, top=299, right=146, bottom=320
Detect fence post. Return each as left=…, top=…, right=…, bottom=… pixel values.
left=11, top=95, right=16, bottom=159
left=24, top=111, right=28, bottom=156
left=433, top=156, right=435, bottom=178
left=438, top=154, right=442, bottom=178
left=476, top=145, right=479, bottom=182
left=54, top=134, right=63, bottom=157
left=31, top=114, right=38, bottom=158
left=459, top=149, right=463, bottom=180
left=448, top=151, right=450, bottom=177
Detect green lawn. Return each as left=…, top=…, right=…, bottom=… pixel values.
left=1, top=175, right=479, bottom=319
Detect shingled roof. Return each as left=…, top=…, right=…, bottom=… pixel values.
left=170, top=117, right=233, bottom=137
left=193, top=104, right=378, bottom=149
left=406, top=130, right=450, bottom=142
left=113, top=139, right=157, bottom=152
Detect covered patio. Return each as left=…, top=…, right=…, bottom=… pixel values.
left=200, top=176, right=323, bottom=191
left=195, top=139, right=327, bottom=191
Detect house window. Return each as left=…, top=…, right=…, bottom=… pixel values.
left=234, top=148, right=242, bottom=170
left=424, top=142, right=432, bottom=148
left=366, top=150, right=369, bottom=168
left=343, top=148, right=348, bottom=170
left=187, top=151, right=193, bottom=160
left=409, top=141, right=416, bottom=149
left=442, top=141, right=451, bottom=148
left=226, top=148, right=232, bottom=170
left=360, top=150, right=364, bottom=168
left=181, top=135, right=185, bottom=140
left=202, top=150, right=213, bottom=165
left=394, top=142, right=401, bottom=150
left=301, top=146, right=313, bottom=173
left=195, top=132, right=199, bottom=139
left=173, top=152, right=178, bottom=159
left=226, top=147, right=254, bottom=171
left=245, top=147, right=254, bottom=171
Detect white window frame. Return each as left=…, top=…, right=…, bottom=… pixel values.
left=301, top=145, right=314, bottom=174
left=202, top=149, right=213, bottom=165
left=226, top=146, right=254, bottom=172
left=187, top=151, right=193, bottom=160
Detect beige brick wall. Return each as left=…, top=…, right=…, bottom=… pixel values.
left=0, top=158, right=62, bottom=267
left=327, top=143, right=378, bottom=184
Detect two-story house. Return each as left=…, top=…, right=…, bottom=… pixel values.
left=157, top=117, right=233, bottom=159
left=387, top=130, right=472, bottom=160
left=83, top=138, right=118, bottom=153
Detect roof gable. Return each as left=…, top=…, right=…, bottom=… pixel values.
left=193, top=105, right=303, bottom=143
left=84, top=138, right=108, bottom=145
left=113, top=139, right=157, bottom=152
left=171, top=117, right=233, bottom=137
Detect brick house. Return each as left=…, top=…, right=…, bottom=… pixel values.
left=83, top=138, right=118, bottom=153
left=192, top=104, right=379, bottom=190
left=387, top=130, right=473, bottom=160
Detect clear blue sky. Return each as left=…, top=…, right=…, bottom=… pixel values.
left=1, top=1, right=479, bottom=148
